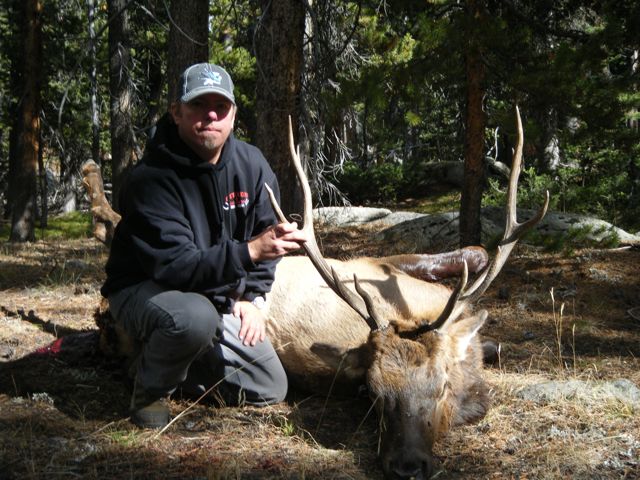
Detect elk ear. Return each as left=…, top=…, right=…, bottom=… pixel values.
left=445, top=310, right=488, bottom=362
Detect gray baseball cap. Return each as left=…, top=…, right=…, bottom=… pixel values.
left=177, top=63, right=235, bottom=104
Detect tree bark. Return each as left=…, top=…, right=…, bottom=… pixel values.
left=9, top=0, right=43, bottom=242
left=459, top=0, right=487, bottom=247
left=108, top=0, right=135, bottom=212
left=87, top=0, right=101, bottom=165
left=255, top=0, right=305, bottom=218
left=5, top=0, right=21, bottom=221
left=166, top=0, right=209, bottom=106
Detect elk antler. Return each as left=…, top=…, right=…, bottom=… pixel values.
left=427, top=106, right=549, bottom=331
left=265, top=117, right=389, bottom=332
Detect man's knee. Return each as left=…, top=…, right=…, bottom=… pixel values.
left=222, top=364, right=288, bottom=406
left=231, top=345, right=288, bottom=406
left=261, top=362, right=288, bottom=405
left=252, top=353, right=288, bottom=405
left=149, top=291, right=220, bottom=351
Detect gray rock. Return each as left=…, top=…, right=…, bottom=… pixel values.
left=377, top=207, right=640, bottom=250
left=483, top=206, right=640, bottom=246
left=64, top=259, right=91, bottom=270
left=314, top=206, right=392, bottom=227
left=314, top=204, right=640, bottom=249
left=375, top=212, right=461, bottom=250
left=516, top=379, right=640, bottom=407
left=372, top=211, right=427, bottom=227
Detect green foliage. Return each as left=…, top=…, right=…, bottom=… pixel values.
left=525, top=225, right=620, bottom=255
left=485, top=142, right=640, bottom=233
left=335, top=161, right=404, bottom=204
left=209, top=0, right=260, bottom=140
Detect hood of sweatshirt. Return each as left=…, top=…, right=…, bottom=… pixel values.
left=145, top=112, right=237, bottom=173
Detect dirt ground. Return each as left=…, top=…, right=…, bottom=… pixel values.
left=0, top=226, right=639, bottom=479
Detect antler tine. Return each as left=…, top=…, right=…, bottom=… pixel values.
left=406, top=262, right=469, bottom=338
left=286, top=116, right=315, bottom=241
left=438, top=106, right=549, bottom=327
left=352, top=273, right=389, bottom=331
left=265, top=116, right=385, bottom=331
left=327, top=269, right=388, bottom=331
left=427, top=260, right=468, bottom=331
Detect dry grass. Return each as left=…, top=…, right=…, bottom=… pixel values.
left=1, top=233, right=639, bottom=479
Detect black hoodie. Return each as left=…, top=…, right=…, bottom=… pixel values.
left=101, top=114, right=281, bottom=312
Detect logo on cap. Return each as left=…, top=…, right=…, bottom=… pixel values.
left=179, top=63, right=235, bottom=104
left=201, top=66, right=223, bottom=86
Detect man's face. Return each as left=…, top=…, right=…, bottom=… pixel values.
left=171, top=93, right=236, bottom=163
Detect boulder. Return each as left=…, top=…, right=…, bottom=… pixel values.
left=377, top=207, right=640, bottom=250
left=314, top=206, right=392, bottom=227
left=516, top=378, right=640, bottom=408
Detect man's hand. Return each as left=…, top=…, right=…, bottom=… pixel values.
left=247, top=222, right=307, bottom=262
left=233, top=301, right=266, bottom=346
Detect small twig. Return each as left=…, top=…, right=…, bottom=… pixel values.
left=315, top=353, right=347, bottom=433
left=348, top=394, right=380, bottom=449
left=84, top=420, right=120, bottom=438
left=627, top=307, right=640, bottom=322
left=154, top=341, right=293, bottom=437
left=11, top=374, right=18, bottom=396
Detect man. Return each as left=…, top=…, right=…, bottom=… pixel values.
left=101, top=63, right=306, bottom=429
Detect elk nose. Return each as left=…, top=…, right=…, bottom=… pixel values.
left=389, top=459, right=432, bottom=480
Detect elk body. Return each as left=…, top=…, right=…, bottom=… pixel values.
left=265, top=255, right=490, bottom=478
left=83, top=108, right=547, bottom=480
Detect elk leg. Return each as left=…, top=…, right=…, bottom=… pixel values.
left=383, top=246, right=489, bottom=282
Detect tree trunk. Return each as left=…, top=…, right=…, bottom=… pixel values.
left=38, top=127, right=47, bottom=228
left=87, top=0, right=101, bottom=165
left=108, top=0, right=135, bottom=212
left=146, top=53, right=164, bottom=132
left=255, top=0, right=305, bottom=218
left=166, top=0, right=209, bottom=106
left=459, top=0, right=487, bottom=247
left=9, top=0, right=43, bottom=242
left=4, top=0, right=21, bottom=221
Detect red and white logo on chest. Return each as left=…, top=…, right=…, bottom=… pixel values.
left=223, top=191, right=249, bottom=210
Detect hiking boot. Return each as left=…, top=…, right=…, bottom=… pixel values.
left=130, top=379, right=170, bottom=429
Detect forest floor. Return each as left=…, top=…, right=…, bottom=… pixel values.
left=0, top=224, right=639, bottom=480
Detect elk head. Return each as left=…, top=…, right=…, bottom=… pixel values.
left=266, top=109, right=548, bottom=479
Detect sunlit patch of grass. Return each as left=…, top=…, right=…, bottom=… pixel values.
left=104, top=428, right=147, bottom=448
left=37, top=212, right=93, bottom=240
left=0, top=211, right=93, bottom=241
left=406, top=190, right=462, bottom=215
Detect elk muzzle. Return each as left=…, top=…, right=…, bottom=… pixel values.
left=380, top=423, right=437, bottom=480
left=376, top=395, right=447, bottom=480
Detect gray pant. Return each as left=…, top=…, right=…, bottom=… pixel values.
left=108, top=280, right=287, bottom=406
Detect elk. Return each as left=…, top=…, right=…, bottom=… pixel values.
left=83, top=107, right=547, bottom=480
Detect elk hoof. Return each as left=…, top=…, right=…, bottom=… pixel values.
left=481, top=338, right=500, bottom=366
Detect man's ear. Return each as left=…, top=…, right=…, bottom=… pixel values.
left=169, top=102, right=181, bottom=123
